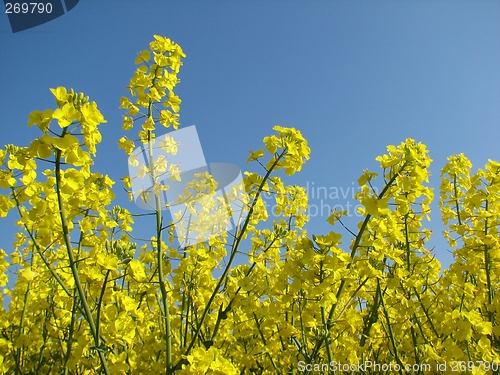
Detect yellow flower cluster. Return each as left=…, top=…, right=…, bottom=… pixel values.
left=0, top=36, right=498, bottom=374
left=118, top=35, right=186, bottom=155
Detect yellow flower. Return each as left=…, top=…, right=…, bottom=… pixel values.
left=52, top=102, right=80, bottom=128
left=49, top=86, right=69, bottom=106
left=166, top=91, right=181, bottom=112
left=28, top=109, right=53, bottom=132
left=142, top=116, right=155, bottom=131
left=118, top=136, right=135, bottom=155
left=247, top=149, right=264, bottom=163
left=134, top=49, right=150, bottom=64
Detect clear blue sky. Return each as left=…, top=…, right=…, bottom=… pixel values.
left=1, top=0, right=499, bottom=271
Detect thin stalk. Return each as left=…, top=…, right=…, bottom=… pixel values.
left=173, top=149, right=288, bottom=370
left=63, top=288, right=78, bottom=375
left=452, top=175, right=463, bottom=226
left=54, top=145, right=110, bottom=375
left=145, top=124, right=172, bottom=374
left=412, top=287, right=440, bottom=339
left=15, top=253, right=34, bottom=374
left=318, top=261, right=333, bottom=365
left=96, top=270, right=111, bottom=346
left=252, top=312, right=280, bottom=372
left=360, top=279, right=382, bottom=347
left=308, top=164, right=407, bottom=362
left=378, top=280, right=404, bottom=375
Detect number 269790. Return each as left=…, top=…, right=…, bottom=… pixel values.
left=5, top=3, right=53, bottom=14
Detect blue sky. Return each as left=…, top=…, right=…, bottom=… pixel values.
left=0, top=0, right=499, bottom=271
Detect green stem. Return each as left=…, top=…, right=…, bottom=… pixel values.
left=252, top=312, right=280, bottom=372
left=15, top=252, right=34, bottom=374
left=308, top=163, right=407, bottom=362
left=452, top=174, right=463, bottom=226
left=54, top=145, right=110, bottom=375
left=412, top=287, right=440, bottom=339
left=360, top=278, right=382, bottom=347
left=63, top=288, right=78, bottom=375
left=144, top=124, right=172, bottom=374
left=173, top=149, right=288, bottom=371
left=318, top=261, right=333, bottom=365
left=378, top=280, right=404, bottom=375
